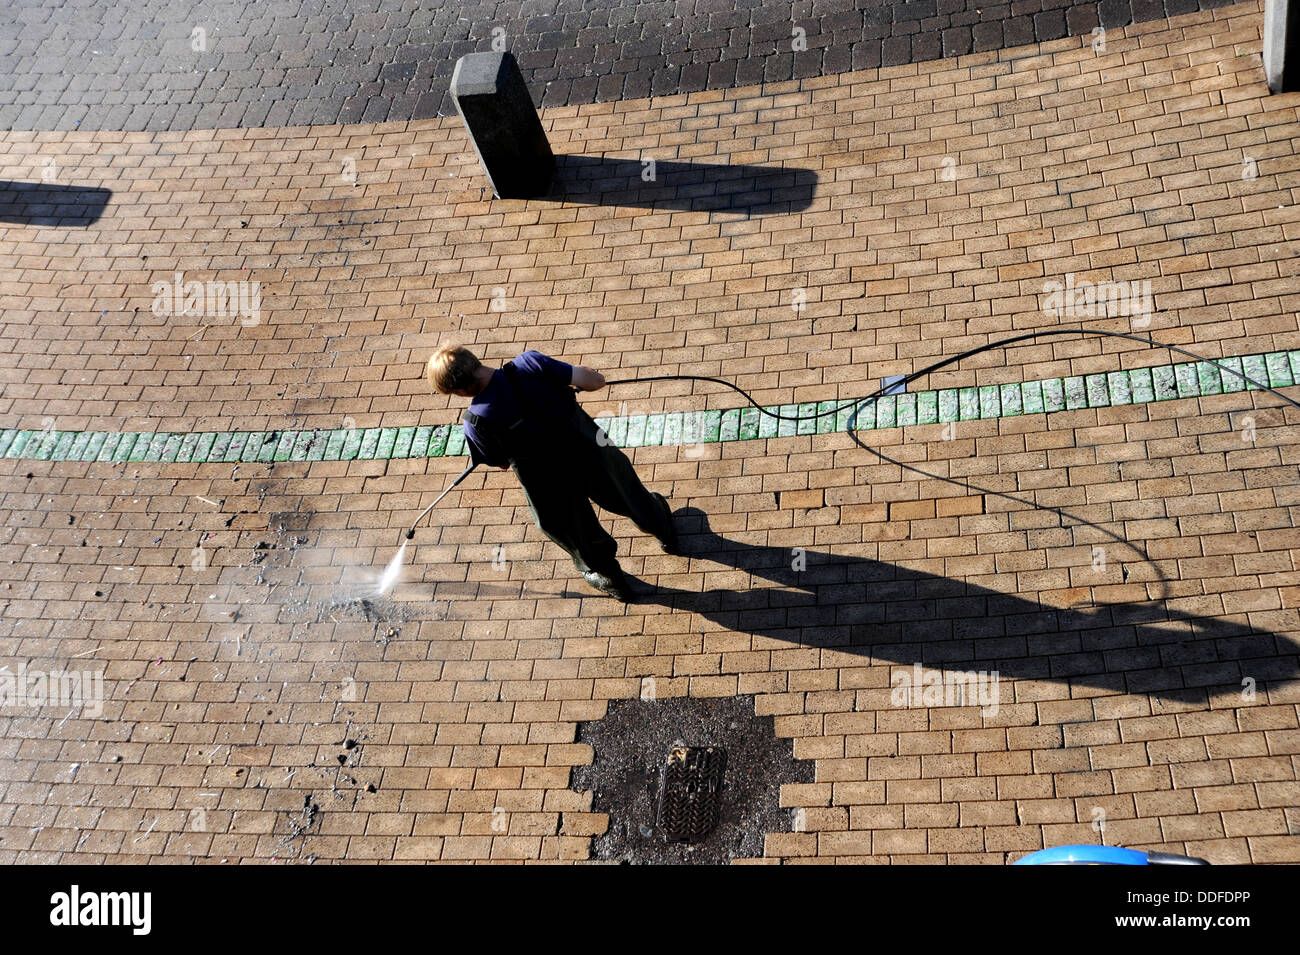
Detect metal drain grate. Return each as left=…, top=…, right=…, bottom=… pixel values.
left=657, top=745, right=727, bottom=843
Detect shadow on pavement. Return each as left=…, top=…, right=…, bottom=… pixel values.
left=550, top=156, right=817, bottom=215
left=0, top=180, right=112, bottom=226
left=634, top=506, right=1297, bottom=705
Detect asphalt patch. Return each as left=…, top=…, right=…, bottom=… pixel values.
left=571, top=695, right=813, bottom=864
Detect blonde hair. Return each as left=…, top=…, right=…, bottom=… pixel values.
left=427, top=343, right=482, bottom=394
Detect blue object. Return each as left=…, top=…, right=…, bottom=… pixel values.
left=882, top=375, right=907, bottom=396
left=1015, top=845, right=1208, bottom=866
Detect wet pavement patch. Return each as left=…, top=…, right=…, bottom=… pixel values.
left=571, top=695, right=813, bottom=864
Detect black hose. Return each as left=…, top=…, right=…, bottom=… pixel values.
left=604, top=327, right=1300, bottom=417
left=600, top=325, right=1299, bottom=607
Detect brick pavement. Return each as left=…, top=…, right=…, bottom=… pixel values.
left=0, top=2, right=1298, bottom=863
left=0, top=0, right=1240, bottom=131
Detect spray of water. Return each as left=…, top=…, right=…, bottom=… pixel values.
left=374, top=538, right=409, bottom=596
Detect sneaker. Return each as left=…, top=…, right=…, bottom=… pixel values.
left=653, top=493, right=679, bottom=555
left=582, top=569, right=634, bottom=602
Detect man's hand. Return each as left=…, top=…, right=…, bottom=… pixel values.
left=570, top=365, right=606, bottom=391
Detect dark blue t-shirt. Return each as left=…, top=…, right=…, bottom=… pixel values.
left=462, top=350, right=574, bottom=467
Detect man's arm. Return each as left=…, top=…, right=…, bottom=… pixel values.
left=570, top=365, right=606, bottom=391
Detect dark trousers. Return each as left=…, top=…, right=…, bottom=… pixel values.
left=511, top=406, right=669, bottom=577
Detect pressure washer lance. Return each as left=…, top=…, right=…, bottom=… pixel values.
left=407, top=461, right=478, bottom=539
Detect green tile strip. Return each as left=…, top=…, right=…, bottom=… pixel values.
left=4, top=349, right=1297, bottom=464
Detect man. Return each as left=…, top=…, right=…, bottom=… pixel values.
left=427, top=343, right=677, bottom=601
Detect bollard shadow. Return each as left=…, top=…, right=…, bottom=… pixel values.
left=633, top=507, right=1298, bottom=704
left=0, top=180, right=112, bottom=226
left=549, top=155, right=817, bottom=214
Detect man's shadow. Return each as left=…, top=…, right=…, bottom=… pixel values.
left=633, top=507, right=1298, bottom=704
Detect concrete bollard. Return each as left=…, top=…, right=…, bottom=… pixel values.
left=449, top=51, right=555, bottom=199
left=1264, top=0, right=1300, bottom=93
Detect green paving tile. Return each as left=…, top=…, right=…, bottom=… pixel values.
left=815, top=401, right=837, bottom=435
left=1086, top=374, right=1107, bottom=407
left=999, top=384, right=1021, bottom=416
left=1174, top=362, right=1199, bottom=398
left=306, top=432, right=329, bottom=461
left=206, top=432, right=229, bottom=462
left=357, top=428, right=381, bottom=459
left=719, top=408, right=740, bottom=442
left=1063, top=376, right=1087, bottom=411
left=53, top=432, right=78, bottom=460
left=392, top=427, right=415, bottom=459
left=0, top=430, right=17, bottom=457
left=777, top=405, right=799, bottom=438
left=145, top=434, right=168, bottom=463
left=662, top=412, right=682, bottom=446
left=194, top=432, right=216, bottom=462
left=29, top=433, right=51, bottom=462
left=758, top=408, right=779, bottom=439
left=409, top=426, right=433, bottom=458
left=445, top=427, right=467, bottom=456
left=16, top=431, right=41, bottom=457
left=1241, top=354, right=1268, bottom=390
left=16, top=432, right=38, bottom=459
left=1129, top=367, right=1155, bottom=404
left=1289, top=351, right=1300, bottom=382
left=240, top=432, right=263, bottom=461
left=699, top=409, right=722, bottom=443
left=322, top=430, right=345, bottom=460
left=916, top=391, right=939, bottom=424
left=255, top=433, right=279, bottom=463
left=644, top=413, right=666, bottom=446
left=1042, top=378, right=1066, bottom=413
left=796, top=402, right=817, bottom=435
left=957, top=387, right=980, bottom=421
left=1085, top=374, right=1109, bottom=408
left=738, top=407, right=760, bottom=440
left=626, top=415, right=647, bottom=446
left=68, top=431, right=93, bottom=460
left=83, top=432, right=108, bottom=461
left=372, top=428, right=396, bottom=459
left=875, top=395, right=896, bottom=429
left=339, top=428, right=363, bottom=460
left=112, top=432, right=138, bottom=462
left=160, top=434, right=185, bottom=462
left=30, top=431, right=58, bottom=460
left=45, top=432, right=68, bottom=459
left=978, top=385, right=1001, bottom=419
left=1215, top=356, right=1243, bottom=394
left=1196, top=361, right=1222, bottom=396
left=607, top=415, right=629, bottom=447
left=1021, top=381, right=1044, bottom=415
left=289, top=431, right=314, bottom=461
left=895, top=394, right=917, bottom=427
left=272, top=431, right=297, bottom=461
left=1152, top=366, right=1178, bottom=400
left=1106, top=371, right=1132, bottom=405
left=1266, top=352, right=1293, bottom=387
left=109, top=433, right=136, bottom=462
left=427, top=424, right=450, bottom=457
left=178, top=433, right=200, bottom=462
left=95, top=432, right=121, bottom=462
left=128, top=433, right=158, bottom=462
left=937, top=389, right=959, bottom=422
